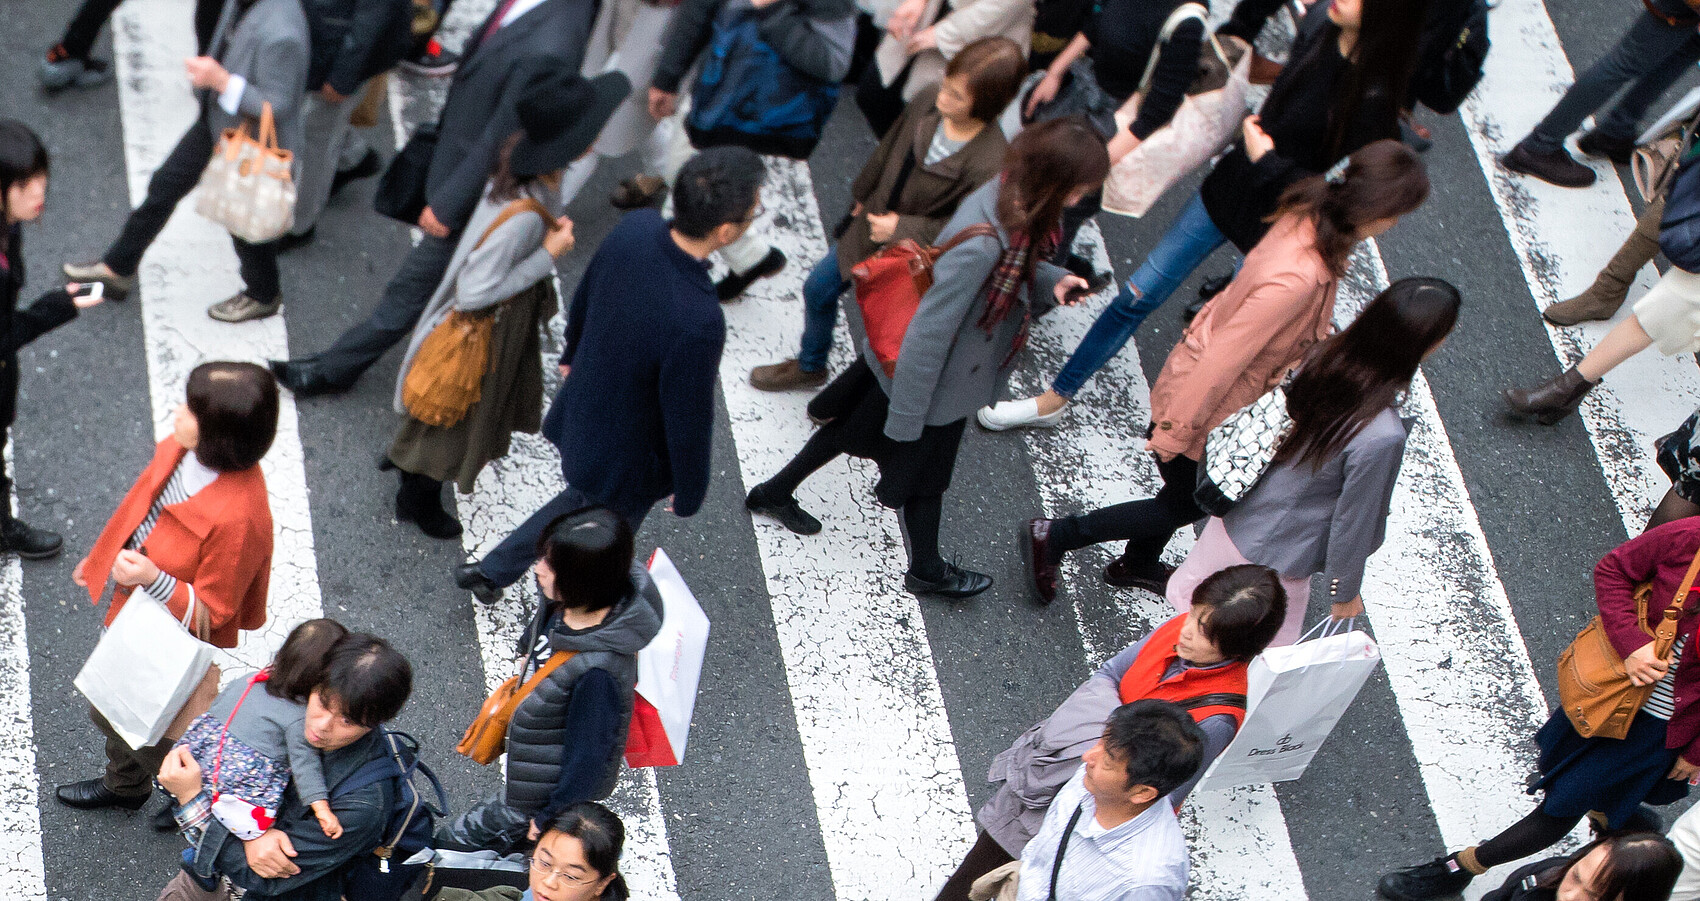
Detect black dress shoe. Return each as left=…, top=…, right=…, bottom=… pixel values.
left=329, top=148, right=382, bottom=198
left=905, top=563, right=993, bottom=599
left=1102, top=557, right=1175, bottom=594
left=270, top=359, right=352, bottom=397
left=0, top=516, right=62, bottom=560
left=455, top=562, right=502, bottom=605
left=1377, top=857, right=1473, bottom=901
left=395, top=472, right=462, bottom=539
left=1577, top=130, right=1636, bottom=165
left=55, top=778, right=148, bottom=811
left=1020, top=518, right=1060, bottom=605
left=1503, top=139, right=1596, bottom=188
left=716, top=248, right=787, bottom=302
left=745, top=483, right=822, bottom=535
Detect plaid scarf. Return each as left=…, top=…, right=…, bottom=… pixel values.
left=976, top=223, right=1060, bottom=366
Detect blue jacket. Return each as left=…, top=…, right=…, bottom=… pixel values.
left=546, top=210, right=724, bottom=523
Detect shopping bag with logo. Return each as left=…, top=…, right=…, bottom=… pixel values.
left=75, top=592, right=219, bottom=750
left=625, top=548, right=710, bottom=767
left=195, top=101, right=296, bottom=243
left=1195, top=619, right=1380, bottom=790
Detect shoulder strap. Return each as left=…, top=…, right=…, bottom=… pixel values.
left=1173, top=692, right=1249, bottom=711
left=1654, top=544, right=1700, bottom=658
left=1048, top=803, right=1088, bottom=901
left=514, top=650, right=579, bottom=703
left=933, top=223, right=999, bottom=255
left=1137, top=2, right=1210, bottom=96
left=473, top=198, right=554, bottom=251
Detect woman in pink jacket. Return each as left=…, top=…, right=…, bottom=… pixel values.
left=1019, top=139, right=1429, bottom=601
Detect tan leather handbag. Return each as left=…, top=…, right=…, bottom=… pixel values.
left=456, top=650, right=575, bottom=765
left=1557, top=546, right=1700, bottom=739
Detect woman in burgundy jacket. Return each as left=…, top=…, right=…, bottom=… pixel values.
left=1379, top=516, right=1700, bottom=901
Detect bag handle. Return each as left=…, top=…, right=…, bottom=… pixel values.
left=1137, top=2, right=1209, bottom=96
left=1652, top=544, right=1700, bottom=659
left=473, top=198, right=556, bottom=251
left=258, top=102, right=279, bottom=152
left=179, top=586, right=212, bottom=642
left=1048, top=803, right=1087, bottom=901
left=514, top=650, right=578, bottom=700
left=211, top=669, right=270, bottom=793
left=932, top=223, right=999, bottom=257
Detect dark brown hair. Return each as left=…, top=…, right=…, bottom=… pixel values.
left=186, top=361, right=279, bottom=472
left=1271, top=139, right=1429, bottom=276
left=267, top=618, right=350, bottom=703
left=1533, top=834, right=1682, bottom=900
left=1275, top=276, right=1459, bottom=467
left=996, top=118, right=1110, bottom=283
left=1190, top=564, right=1287, bottom=662
left=488, top=132, right=547, bottom=203
left=944, top=37, right=1027, bottom=123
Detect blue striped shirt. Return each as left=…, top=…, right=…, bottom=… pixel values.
left=1016, top=769, right=1189, bottom=901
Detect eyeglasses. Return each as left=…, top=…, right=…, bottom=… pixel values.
left=526, top=856, right=598, bottom=886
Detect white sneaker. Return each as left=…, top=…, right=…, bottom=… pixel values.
left=977, top=397, right=1066, bottom=431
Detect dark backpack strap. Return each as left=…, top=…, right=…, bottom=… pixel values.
left=331, top=755, right=399, bottom=801
left=934, top=222, right=999, bottom=254
left=1048, top=803, right=1087, bottom=901
left=1172, top=692, right=1248, bottom=712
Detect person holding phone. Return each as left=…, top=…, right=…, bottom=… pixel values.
left=0, top=121, right=106, bottom=561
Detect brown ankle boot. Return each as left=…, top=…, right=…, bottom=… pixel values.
left=1503, top=366, right=1597, bottom=425
left=1543, top=223, right=1659, bottom=325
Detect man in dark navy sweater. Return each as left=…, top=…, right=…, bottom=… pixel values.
left=455, top=146, right=766, bottom=600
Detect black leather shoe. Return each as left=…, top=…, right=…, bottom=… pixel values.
left=1377, top=857, right=1473, bottom=901
left=1577, top=130, right=1636, bottom=165
left=0, top=516, right=62, bottom=560
left=329, top=148, right=382, bottom=198
left=395, top=473, right=462, bottom=539
left=1503, top=139, right=1596, bottom=188
left=716, top=248, right=786, bottom=302
left=746, top=483, right=822, bottom=535
left=55, top=778, right=148, bottom=811
left=905, top=563, right=993, bottom=599
left=1197, top=272, right=1232, bottom=302
left=270, top=359, right=352, bottom=398
left=1020, top=518, right=1060, bottom=605
left=454, top=562, right=502, bottom=605
left=1103, top=557, right=1175, bottom=594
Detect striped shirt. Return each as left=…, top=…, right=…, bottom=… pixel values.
left=126, top=452, right=219, bottom=605
left=1016, top=769, right=1189, bottom=901
left=1645, top=635, right=1689, bottom=721
left=925, top=122, right=967, bottom=166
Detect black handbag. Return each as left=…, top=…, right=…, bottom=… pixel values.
left=1023, top=60, right=1119, bottom=141
left=374, top=123, right=438, bottom=226
left=1411, top=0, right=1489, bottom=115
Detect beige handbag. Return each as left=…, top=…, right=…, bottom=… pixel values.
left=1102, top=7, right=1253, bottom=218
left=968, top=861, right=1020, bottom=901
left=195, top=101, right=296, bottom=243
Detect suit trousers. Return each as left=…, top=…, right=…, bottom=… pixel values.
left=59, top=0, right=222, bottom=59
left=478, top=481, right=651, bottom=588
left=1526, top=5, right=1700, bottom=152
left=89, top=703, right=168, bottom=797
left=102, top=118, right=283, bottom=302
left=310, top=230, right=458, bottom=384
left=290, top=85, right=368, bottom=236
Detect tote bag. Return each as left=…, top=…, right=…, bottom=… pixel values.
left=625, top=548, right=711, bottom=767
left=75, top=592, right=219, bottom=750
left=1103, top=9, right=1253, bottom=218
left=195, top=102, right=296, bottom=244
left=1195, top=621, right=1380, bottom=790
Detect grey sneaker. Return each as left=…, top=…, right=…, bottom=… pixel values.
left=39, top=56, right=112, bottom=91
left=62, top=260, right=135, bottom=299
left=207, top=293, right=282, bottom=323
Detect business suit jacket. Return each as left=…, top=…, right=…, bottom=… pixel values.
left=83, top=438, right=272, bottom=650
left=204, top=0, right=311, bottom=155
left=424, top=0, right=597, bottom=231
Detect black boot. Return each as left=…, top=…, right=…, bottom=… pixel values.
left=395, top=471, right=462, bottom=539
left=1503, top=366, right=1596, bottom=425
left=0, top=515, right=62, bottom=560
left=1377, top=855, right=1474, bottom=901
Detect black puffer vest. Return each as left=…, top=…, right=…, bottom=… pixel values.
left=502, top=562, right=664, bottom=813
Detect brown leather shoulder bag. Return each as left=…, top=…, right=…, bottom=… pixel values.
left=456, top=650, right=576, bottom=765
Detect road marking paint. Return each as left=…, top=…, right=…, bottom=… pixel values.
left=0, top=481, right=42, bottom=900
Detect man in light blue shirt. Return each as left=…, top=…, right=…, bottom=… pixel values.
left=1017, top=700, right=1204, bottom=901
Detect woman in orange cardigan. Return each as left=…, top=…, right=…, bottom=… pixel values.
left=1020, top=139, right=1429, bottom=602
left=56, top=360, right=278, bottom=813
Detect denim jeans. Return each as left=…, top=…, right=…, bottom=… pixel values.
left=1526, top=2, right=1700, bottom=152
left=798, top=247, right=849, bottom=372
left=1051, top=192, right=1226, bottom=398
left=476, top=481, right=652, bottom=588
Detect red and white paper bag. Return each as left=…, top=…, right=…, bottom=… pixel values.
left=626, top=549, right=710, bottom=767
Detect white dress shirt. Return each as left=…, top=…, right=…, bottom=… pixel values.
left=1016, top=770, right=1189, bottom=901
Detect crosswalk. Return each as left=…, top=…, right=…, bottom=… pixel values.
left=8, top=0, right=1700, bottom=897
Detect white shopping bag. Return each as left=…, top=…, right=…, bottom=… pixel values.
left=75, top=593, right=217, bottom=750
left=625, top=549, right=710, bottom=767
left=1195, top=623, right=1380, bottom=791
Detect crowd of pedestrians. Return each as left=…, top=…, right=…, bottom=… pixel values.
left=10, top=0, right=1700, bottom=894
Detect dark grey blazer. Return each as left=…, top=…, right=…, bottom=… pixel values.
left=204, top=0, right=311, bottom=154
left=423, top=0, right=597, bottom=230
left=1220, top=405, right=1411, bottom=602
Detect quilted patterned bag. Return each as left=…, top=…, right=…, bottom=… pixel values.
left=1194, top=386, right=1293, bottom=517
left=194, top=102, right=296, bottom=243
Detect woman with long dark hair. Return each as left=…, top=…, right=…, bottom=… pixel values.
left=0, top=120, right=105, bottom=560
left=979, top=0, right=1430, bottom=430
left=1471, top=833, right=1682, bottom=901
left=1019, top=140, right=1430, bottom=603
left=1163, top=277, right=1459, bottom=644
left=745, top=117, right=1109, bottom=599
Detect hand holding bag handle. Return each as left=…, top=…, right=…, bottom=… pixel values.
left=164, top=586, right=222, bottom=742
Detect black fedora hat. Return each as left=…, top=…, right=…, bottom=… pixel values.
left=509, top=69, right=632, bottom=178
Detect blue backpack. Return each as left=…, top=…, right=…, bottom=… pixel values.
left=333, top=728, right=448, bottom=901
left=1661, top=136, right=1700, bottom=273
left=686, top=7, right=840, bottom=160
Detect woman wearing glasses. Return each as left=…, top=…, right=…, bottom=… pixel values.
left=438, top=802, right=631, bottom=901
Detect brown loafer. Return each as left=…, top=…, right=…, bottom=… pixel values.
left=751, top=359, right=828, bottom=392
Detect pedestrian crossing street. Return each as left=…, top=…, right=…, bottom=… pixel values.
left=5, top=0, right=1699, bottom=897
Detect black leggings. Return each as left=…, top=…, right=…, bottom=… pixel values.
left=1047, top=453, right=1203, bottom=570
left=1473, top=807, right=1581, bottom=870
left=934, top=831, right=1017, bottom=901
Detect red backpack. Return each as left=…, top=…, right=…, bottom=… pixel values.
left=850, top=224, right=998, bottom=376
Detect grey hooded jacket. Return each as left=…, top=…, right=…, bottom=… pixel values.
left=502, top=562, right=663, bottom=814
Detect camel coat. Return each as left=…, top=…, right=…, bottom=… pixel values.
left=83, top=438, right=272, bottom=650
left=871, top=0, right=1034, bottom=101
left=1146, top=214, right=1337, bottom=462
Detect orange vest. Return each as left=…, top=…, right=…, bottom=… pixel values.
left=1118, top=614, right=1250, bottom=728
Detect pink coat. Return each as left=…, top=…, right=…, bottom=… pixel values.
left=1147, top=214, right=1338, bottom=461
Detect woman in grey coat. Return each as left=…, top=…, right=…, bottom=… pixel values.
left=1164, top=277, right=1462, bottom=644
left=440, top=507, right=663, bottom=853
left=744, top=117, right=1108, bottom=599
